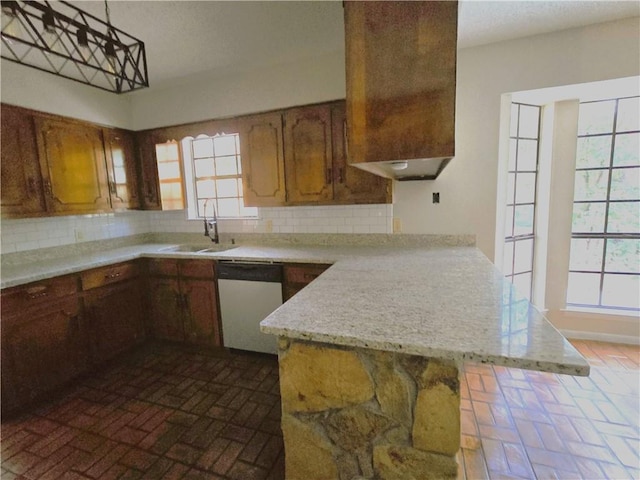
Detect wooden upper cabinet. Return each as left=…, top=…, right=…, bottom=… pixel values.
left=238, top=112, right=286, bottom=207
left=35, top=116, right=111, bottom=214
left=0, top=104, right=47, bottom=217
left=103, top=128, right=140, bottom=210
left=331, top=102, right=391, bottom=204
left=135, top=130, right=162, bottom=210
left=345, top=1, right=457, bottom=165
left=284, top=105, right=333, bottom=204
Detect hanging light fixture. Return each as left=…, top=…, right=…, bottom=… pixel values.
left=0, top=0, right=148, bottom=93
left=1, top=1, right=23, bottom=43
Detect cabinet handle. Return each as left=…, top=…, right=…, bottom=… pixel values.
left=337, top=167, right=344, bottom=184
left=43, top=180, right=53, bottom=197
left=326, top=167, right=332, bottom=185
left=104, top=272, right=121, bottom=279
left=28, top=291, right=48, bottom=299
left=343, top=120, right=349, bottom=158
left=108, top=181, right=117, bottom=195
left=303, top=273, right=318, bottom=281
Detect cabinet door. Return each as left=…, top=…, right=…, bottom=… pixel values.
left=283, top=263, right=331, bottom=301
left=331, top=103, right=392, bottom=204
left=84, top=280, right=144, bottom=364
left=104, top=128, right=141, bottom=210
left=134, top=131, right=162, bottom=210
left=182, top=278, right=221, bottom=347
left=0, top=104, right=47, bottom=217
left=238, top=112, right=286, bottom=206
left=1, top=296, right=87, bottom=412
left=147, top=276, right=184, bottom=341
left=36, top=117, right=111, bottom=213
left=284, top=105, right=333, bottom=204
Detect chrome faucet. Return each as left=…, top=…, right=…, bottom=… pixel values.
left=203, top=199, right=219, bottom=244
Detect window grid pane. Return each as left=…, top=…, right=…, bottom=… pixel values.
left=568, top=96, right=640, bottom=311
left=504, top=103, right=541, bottom=300
left=189, top=133, right=255, bottom=218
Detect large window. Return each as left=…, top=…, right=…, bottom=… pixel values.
left=503, top=103, right=541, bottom=300
left=181, top=134, right=257, bottom=219
left=567, top=96, right=640, bottom=311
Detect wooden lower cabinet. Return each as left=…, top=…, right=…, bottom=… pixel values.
left=148, top=276, right=185, bottom=342
left=84, top=280, right=145, bottom=364
left=147, top=259, right=222, bottom=347
left=1, top=295, right=88, bottom=414
left=1, top=263, right=145, bottom=416
left=283, top=263, right=332, bottom=301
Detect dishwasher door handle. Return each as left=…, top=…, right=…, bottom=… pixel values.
left=217, top=262, right=283, bottom=282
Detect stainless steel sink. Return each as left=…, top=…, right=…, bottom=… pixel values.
left=158, top=244, right=232, bottom=254
left=159, top=244, right=212, bottom=253
left=198, top=245, right=233, bottom=253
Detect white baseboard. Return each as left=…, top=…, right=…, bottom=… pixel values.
left=560, top=329, right=640, bottom=346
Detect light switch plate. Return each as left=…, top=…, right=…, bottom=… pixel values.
left=393, top=218, right=402, bottom=234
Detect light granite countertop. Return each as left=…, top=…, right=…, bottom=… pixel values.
left=0, top=238, right=589, bottom=376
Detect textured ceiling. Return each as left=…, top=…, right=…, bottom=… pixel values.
left=70, top=0, right=640, bottom=89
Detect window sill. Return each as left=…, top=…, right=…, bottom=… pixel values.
left=564, top=306, right=640, bottom=318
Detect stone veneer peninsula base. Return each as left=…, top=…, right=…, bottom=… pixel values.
left=277, top=338, right=461, bottom=480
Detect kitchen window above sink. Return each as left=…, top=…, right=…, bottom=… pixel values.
left=182, top=133, right=258, bottom=220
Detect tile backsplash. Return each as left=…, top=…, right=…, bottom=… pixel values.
left=0, top=205, right=393, bottom=253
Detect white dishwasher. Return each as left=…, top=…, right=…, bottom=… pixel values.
left=217, top=261, right=283, bottom=354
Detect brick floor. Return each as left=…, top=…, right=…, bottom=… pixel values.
left=1, top=339, right=638, bottom=479
left=1, top=343, right=283, bottom=480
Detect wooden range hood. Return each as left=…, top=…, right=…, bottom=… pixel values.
left=345, top=1, right=458, bottom=181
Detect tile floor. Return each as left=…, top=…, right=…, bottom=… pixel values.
left=458, top=340, right=640, bottom=479
left=1, top=339, right=638, bottom=479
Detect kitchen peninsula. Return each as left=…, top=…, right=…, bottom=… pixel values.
left=0, top=234, right=589, bottom=479
left=258, top=243, right=590, bottom=479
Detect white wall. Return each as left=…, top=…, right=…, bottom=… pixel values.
left=0, top=60, right=132, bottom=128
left=129, top=51, right=346, bottom=130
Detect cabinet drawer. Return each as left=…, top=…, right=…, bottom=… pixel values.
left=148, top=258, right=179, bottom=277
left=284, top=263, right=331, bottom=286
left=180, top=260, right=214, bottom=278
left=81, top=262, right=139, bottom=290
left=1, top=275, right=79, bottom=316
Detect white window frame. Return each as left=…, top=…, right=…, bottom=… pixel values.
left=181, top=134, right=258, bottom=220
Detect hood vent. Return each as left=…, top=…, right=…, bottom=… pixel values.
left=344, top=1, right=458, bottom=181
